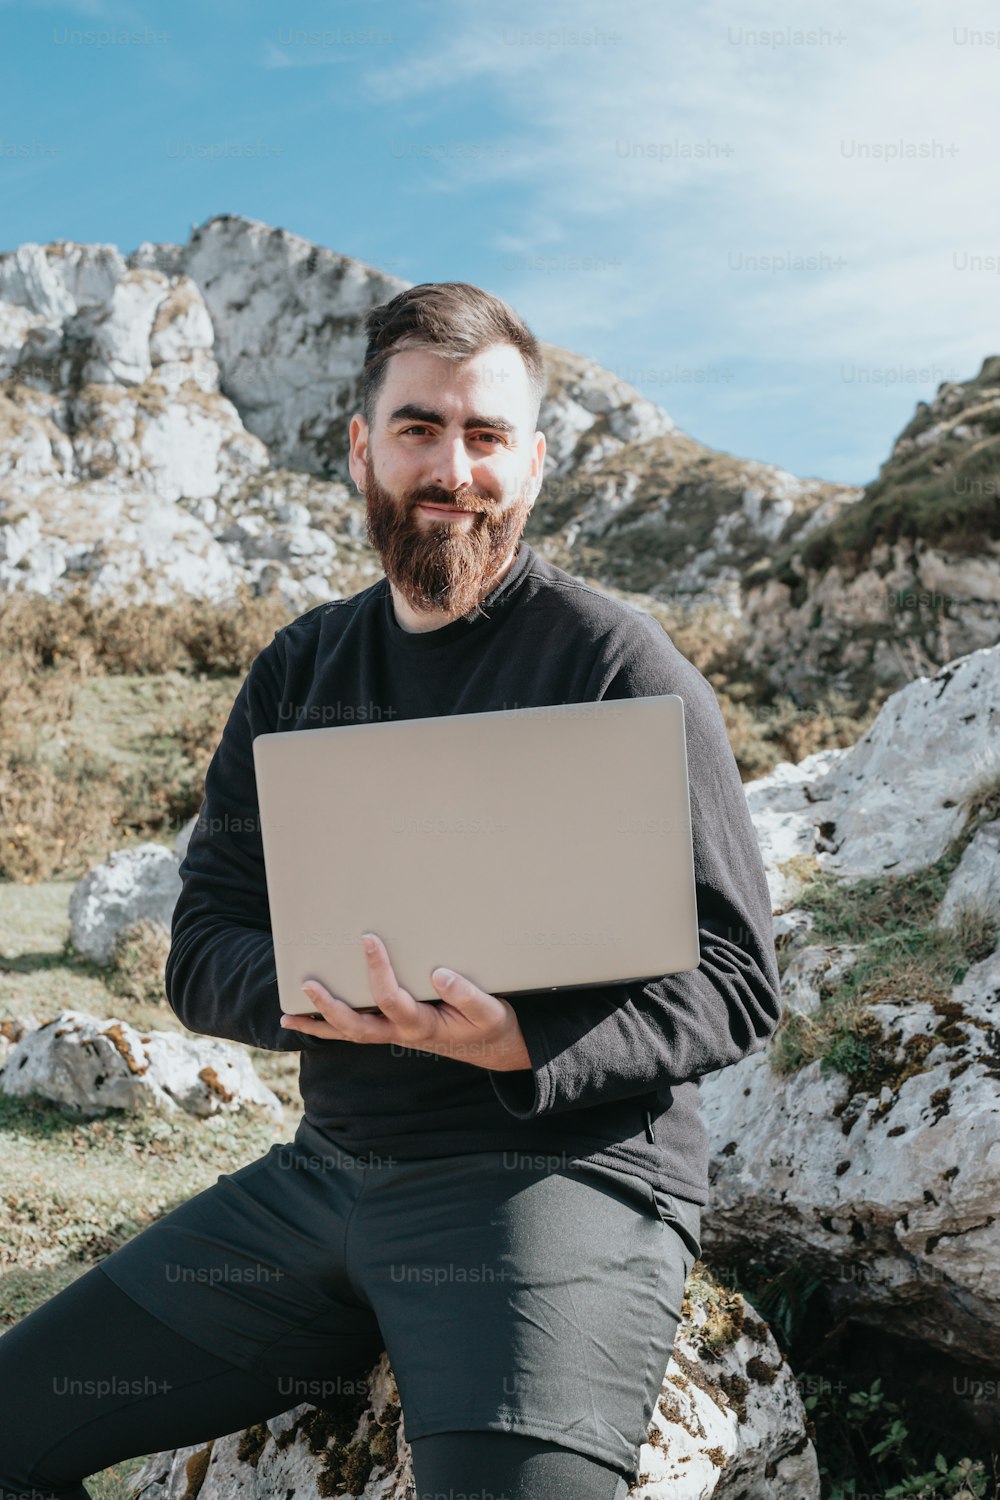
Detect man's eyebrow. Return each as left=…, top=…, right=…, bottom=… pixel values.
left=387, top=403, right=518, bottom=435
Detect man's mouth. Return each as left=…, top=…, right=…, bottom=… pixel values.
left=416, top=502, right=477, bottom=517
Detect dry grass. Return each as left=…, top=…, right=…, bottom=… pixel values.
left=0, top=583, right=294, bottom=881
left=712, top=684, right=868, bottom=782
left=0, top=576, right=869, bottom=890
left=0, top=576, right=291, bottom=675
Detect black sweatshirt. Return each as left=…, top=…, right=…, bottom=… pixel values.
left=165, top=539, right=782, bottom=1207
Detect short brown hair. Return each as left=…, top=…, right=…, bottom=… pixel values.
left=361, top=281, right=546, bottom=432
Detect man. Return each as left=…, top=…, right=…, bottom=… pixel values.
left=0, top=283, right=781, bottom=1500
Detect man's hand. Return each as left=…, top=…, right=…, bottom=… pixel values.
left=279, top=932, right=533, bottom=1072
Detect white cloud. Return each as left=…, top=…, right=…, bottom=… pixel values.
left=352, top=0, right=1000, bottom=434
left=258, top=39, right=356, bottom=69
left=260, top=41, right=292, bottom=69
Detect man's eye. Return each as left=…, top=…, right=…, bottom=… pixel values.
left=400, top=427, right=504, bottom=445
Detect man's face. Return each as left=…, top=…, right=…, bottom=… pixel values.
left=348, top=342, right=546, bottom=621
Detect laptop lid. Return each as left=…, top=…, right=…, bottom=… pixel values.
left=252, top=694, right=700, bottom=1013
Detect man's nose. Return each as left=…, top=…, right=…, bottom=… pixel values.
left=427, top=435, right=475, bottom=494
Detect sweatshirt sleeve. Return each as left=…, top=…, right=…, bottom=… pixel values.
left=164, top=631, right=327, bottom=1054
left=489, top=615, right=782, bottom=1119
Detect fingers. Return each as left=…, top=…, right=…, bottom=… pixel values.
left=285, top=935, right=438, bottom=1048
left=361, top=932, right=429, bottom=1029
left=280, top=936, right=507, bottom=1057
left=427, top=963, right=503, bottom=1028
left=283, top=982, right=395, bottom=1044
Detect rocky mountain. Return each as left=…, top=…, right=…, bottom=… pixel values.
left=3, top=211, right=950, bottom=710
left=1, top=209, right=997, bottom=737
left=739, top=357, right=1000, bottom=702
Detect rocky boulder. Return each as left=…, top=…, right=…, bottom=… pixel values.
left=809, top=643, right=1000, bottom=882
left=68, top=841, right=182, bottom=964
left=0, top=1012, right=41, bottom=1067
left=746, top=643, right=1000, bottom=911
left=699, top=935, right=1000, bottom=1434
left=0, top=1008, right=283, bottom=1122
left=936, top=817, right=1000, bottom=930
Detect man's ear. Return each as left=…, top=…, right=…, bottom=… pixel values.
left=533, top=430, right=546, bottom=490
left=348, top=412, right=369, bottom=491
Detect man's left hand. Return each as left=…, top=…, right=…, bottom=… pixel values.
left=280, top=932, right=533, bottom=1072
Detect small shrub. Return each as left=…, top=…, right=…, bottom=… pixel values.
left=106, top=919, right=172, bottom=1006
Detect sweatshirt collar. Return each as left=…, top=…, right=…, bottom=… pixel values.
left=380, top=538, right=535, bottom=650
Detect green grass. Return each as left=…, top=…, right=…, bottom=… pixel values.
left=86, top=1455, right=151, bottom=1500
left=799, top=434, right=1000, bottom=575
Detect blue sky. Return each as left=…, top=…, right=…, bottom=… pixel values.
left=3, top=0, right=999, bottom=487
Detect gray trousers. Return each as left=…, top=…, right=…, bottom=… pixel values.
left=75, top=1115, right=701, bottom=1484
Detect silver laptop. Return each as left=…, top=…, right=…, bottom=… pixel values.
left=252, top=695, right=700, bottom=1014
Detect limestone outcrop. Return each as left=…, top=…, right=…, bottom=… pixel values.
left=0, top=1007, right=283, bottom=1122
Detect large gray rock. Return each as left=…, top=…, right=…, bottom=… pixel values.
left=699, top=940, right=1000, bottom=1386
left=126, top=1279, right=819, bottom=1500
left=743, top=746, right=846, bottom=912
left=808, top=644, right=1000, bottom=881
left=173, top=215, right=408, bottom=482
left=68, top=842, right=182, bottom=964
left=0, top=1008, right=283, bottom=1122
left=0, top=1012, right=41, bottom=1067
left=743, top=642, right=1000, bottom=910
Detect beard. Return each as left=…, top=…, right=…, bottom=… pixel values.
left=363, top=453, right=536, bottom=622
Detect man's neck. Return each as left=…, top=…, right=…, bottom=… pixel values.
left=390, top=543, right=521, bottom=634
